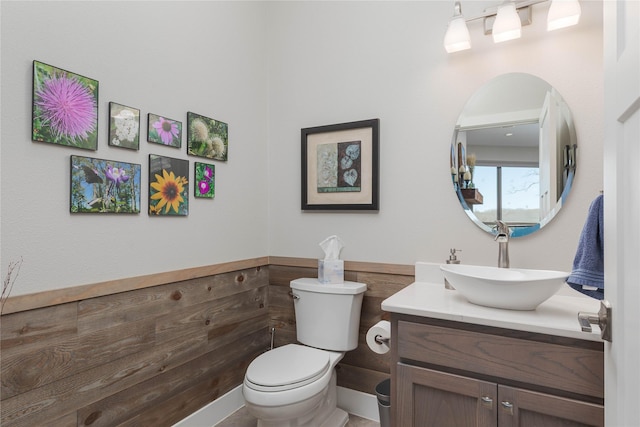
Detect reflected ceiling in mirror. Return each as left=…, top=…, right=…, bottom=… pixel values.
left=451, top=73, right=577, bottom=238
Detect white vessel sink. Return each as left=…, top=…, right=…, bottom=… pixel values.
left=440, top=264, right=569, bottom=310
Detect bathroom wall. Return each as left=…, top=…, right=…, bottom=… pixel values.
left=0, top=1, right=270, bottom=296
left=2, top=1, right=603, bottom=298
left=0, top=2, right=606, bottom=424
left=266, top=1, right=604, bottom=272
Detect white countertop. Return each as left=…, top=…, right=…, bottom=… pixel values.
left=381, top=262, right=603, bottom=342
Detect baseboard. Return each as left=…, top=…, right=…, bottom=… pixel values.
left=172, top=385, right=245, bottom=427
left=337, top=386, right=380, bottom=422
left=172, top=386, right=379, bottom=426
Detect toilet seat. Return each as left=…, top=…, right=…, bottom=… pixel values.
left=245, top=344, right=330, bottom=392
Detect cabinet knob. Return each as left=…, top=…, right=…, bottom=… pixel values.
left=480, top=396, right=493, bottom=409
left=500, top=401, right=514, bottom=415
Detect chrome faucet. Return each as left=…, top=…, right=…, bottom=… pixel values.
left=494, top=220, right=510, bottom=268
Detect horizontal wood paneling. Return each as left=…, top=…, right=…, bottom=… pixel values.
left=268, top=256, right=414, bottom=276
left=2, top=318, right=156, bottom=399
left=1, top=257, right=269, bottom=315
left=129, top=357, right=253, bottom=427
left=75, top=329, right=266, bottom=427
left=0, top=302, right=78, bottom=350
left=1, top=258, right=413, bottom=426
left=1, top=265, right=271, bottom=427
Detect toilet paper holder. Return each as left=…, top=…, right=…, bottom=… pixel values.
left=374, top=335, right=390, bottom=345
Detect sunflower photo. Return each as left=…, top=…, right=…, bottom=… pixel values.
left=149, top=154, right=189, bottom=216
left=148, top=113, right=182, bottom=148
left=32, top=61, right=99, bottom=150
left=194, top=162, right=215, bottom=199
left=187, top=111, right=228, bottom=161
left=109, top=102, right=140, bottom=150
left=70, top=155, right=141, bottom=214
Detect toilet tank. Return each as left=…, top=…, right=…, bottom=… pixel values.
left=290, top=278, right=367, bottom=351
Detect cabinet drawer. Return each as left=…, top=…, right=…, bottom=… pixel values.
left=397, top=320, right=603, bottom=399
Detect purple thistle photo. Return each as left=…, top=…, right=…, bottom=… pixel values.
left=32, top=61, right=98, bottom=150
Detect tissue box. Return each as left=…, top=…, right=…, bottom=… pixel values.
left=318, top=259, right=344, bottom=284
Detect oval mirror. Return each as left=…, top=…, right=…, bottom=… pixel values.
left=451, top=73, right=577, bottom=238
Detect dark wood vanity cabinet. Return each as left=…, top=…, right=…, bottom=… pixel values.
left=391, top=314, right=604, bottom=427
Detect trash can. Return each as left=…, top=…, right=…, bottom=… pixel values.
left=376, top=378, right=391, bottom=427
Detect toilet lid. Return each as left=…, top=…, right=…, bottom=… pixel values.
left=245, top=344, right=330, bottom=391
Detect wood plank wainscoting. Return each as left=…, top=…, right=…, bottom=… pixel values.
left=0, top=257, right=414, bottom=426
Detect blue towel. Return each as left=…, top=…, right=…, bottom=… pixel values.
left=567, top=195, right=604, bottom=299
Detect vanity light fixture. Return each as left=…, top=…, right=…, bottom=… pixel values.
left=547, top=0, right=582, bottom=31
left=492, top=1, right=522, bottom=43
left=444, top=0, right=581, bottom=53
left=444, top=1, right=471, bottom=53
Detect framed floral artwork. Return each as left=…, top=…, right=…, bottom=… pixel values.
left=70, top=155, right=141, bottom=214
left=108, top=102, right=140, bottom=150
left=301, top=118, right=379, bottom=211
left=33, top=61, right=99, bottom=150
left=148, top=113, right=182, bottom=148
left=194, top=162, right=215, bottom=199
left=187, top=111, right=228, bottom=161
left=149, top=154, right=189, bottom=216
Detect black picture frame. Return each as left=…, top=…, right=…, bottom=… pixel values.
left=32, top=60, right=99, bottom=150
left=147, top=113, right=182, bottom=148
left=186, top=111, right=229, bottom=161
left=70, top=155, right=141, bottom=214
left=108, top=102, right=140, bottom=150
left=148, top=154, right=189, bottom=216
left=301, top=118, right=379, bottom=211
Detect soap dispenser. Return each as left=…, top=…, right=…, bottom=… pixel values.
left=445, top=248, right=461, bottom=290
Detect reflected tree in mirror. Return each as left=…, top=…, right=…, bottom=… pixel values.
left=451, top=73, right=577, bottom=237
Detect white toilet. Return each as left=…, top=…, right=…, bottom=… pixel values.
left=242, top=278, right=367, bottom=427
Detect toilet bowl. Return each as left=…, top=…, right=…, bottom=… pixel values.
left=242, top=344, right=346, bottom=427
left=242, top=278, right=367, bottom=427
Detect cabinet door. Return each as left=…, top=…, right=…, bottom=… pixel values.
left=498, top=385, right=604, bottom=427
left=396, top=362, right=497, bottom=427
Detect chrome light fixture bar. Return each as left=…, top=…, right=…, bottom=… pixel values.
left=444, top=0, right=581, bottom=53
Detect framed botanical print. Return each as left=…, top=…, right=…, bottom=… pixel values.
left=70, top=155, right=141, bottom=213
left=109, top=102, right=140, bottom=150
left=301, top=119, right=379, bottom=210
left=33, top=61, right=99, bottom=150
left=187, top=111, right=228, bottom=161
left=149, top=154, right=189, bottom=216
left=148, top=113, right=182, bottom=148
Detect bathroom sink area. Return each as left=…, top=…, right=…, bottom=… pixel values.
left=440, top=264, right=569, bottom=310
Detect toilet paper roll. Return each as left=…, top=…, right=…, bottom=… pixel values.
left=366, top=320, right=391, bottom=354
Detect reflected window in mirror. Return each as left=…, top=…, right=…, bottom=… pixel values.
left=473, top=166, right=540, bottom=234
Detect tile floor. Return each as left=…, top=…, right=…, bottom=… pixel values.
left=214, top=406, right=379, bottom=427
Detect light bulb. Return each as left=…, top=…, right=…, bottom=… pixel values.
left=492, top=2, right=522, bottom=43
left=444, top=16, right=471, bottom=53
left=547, top=0, right=581, bottom=31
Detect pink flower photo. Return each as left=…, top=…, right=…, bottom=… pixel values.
left=148, top=113, right=182, bottom=148
left=32, top=61, right=99, bottom=150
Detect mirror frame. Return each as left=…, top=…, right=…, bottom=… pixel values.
left=451, top=73, right=577, bottom=238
